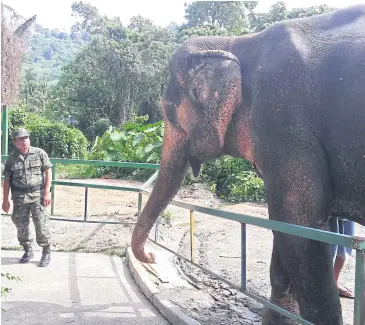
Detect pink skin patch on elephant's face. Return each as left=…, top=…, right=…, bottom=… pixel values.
left=237, top=117, right=255, bottom=164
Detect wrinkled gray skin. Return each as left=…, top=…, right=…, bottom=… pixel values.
left=131, top=5, right=365, bottom=325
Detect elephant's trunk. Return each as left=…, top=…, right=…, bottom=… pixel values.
left=131, top=123, right=189, bottom=263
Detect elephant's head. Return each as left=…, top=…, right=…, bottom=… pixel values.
left=165, top=49, right=243, bottom=176
left=131, top=46, right=243, bottom=263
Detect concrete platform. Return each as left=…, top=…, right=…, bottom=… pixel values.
left=1, top=250, right=169, bottom=325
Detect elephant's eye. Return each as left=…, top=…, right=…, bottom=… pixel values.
left=191, top=87, right=199, bottom=101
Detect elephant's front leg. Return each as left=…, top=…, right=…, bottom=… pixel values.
left=263, top=240, right=299, bottom=325
left=261, top=152, right=343, bottom=325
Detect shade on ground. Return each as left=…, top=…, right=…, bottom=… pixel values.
left=1, top=250, right=169, bottom=325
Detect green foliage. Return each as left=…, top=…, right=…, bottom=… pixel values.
left=9, top=108, right=88, bottom=159
left=183, top=1, right=257, bottom=35
left=248, top=2, right=336, bottom=32
left=48, top=13, right=176, bottom=134
left=21, top=28, right=88, bottom=83
left=85, top=118, right=112, bottom=140
left=176, top=25, right=228, bottom=43
left=86, top=115, right=163, bottom=179
left=56, top=164, right=90, bottom=179
left=2, top=272, right=21, bottom=310
left=201, top=156, right=266, bottom=202
left=160, top=210, right=174, bottom=227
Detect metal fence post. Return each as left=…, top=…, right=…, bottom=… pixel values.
left=190, top=210, right=195, bottom=263
left=137, top=192, right=142, bottom=218
left=1, top=105, right=8, bottom=156
left=354, top=250, right=365, bottom=325
left=241, top=222, right=247, bottom=291
left=84, top=187, right=88, bottom=221
left=51, top=164, right=56, bottom=216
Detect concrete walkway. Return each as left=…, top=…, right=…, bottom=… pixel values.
left=1, top=250, right=169, bottom=325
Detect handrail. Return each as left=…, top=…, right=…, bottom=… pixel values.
left=140, top=189, right=365, bottom=251
left=1, top=155, right=160, bottom=169
left=52, top=180, right=140, bottom=192
left=140, top=189, right=365, bottom=325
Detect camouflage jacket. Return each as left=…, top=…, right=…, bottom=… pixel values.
left=3, top=147, right=53, bottom=203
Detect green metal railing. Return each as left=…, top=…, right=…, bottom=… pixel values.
left=1, top=156, right=159, bottom=225
left=1, top=155, right=364, bottom=324
left=140, top=187, right=365, bottom=325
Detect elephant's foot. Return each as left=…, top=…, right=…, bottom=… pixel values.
left=262, top=293, right=300, bottom=325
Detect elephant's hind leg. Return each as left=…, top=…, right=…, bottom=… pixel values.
left=261, top=152, right=343, bottom=325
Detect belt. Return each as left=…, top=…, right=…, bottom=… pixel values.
left=11, top=184, right=44, bottom=193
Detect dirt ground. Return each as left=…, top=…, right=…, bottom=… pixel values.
left=2, top=178, right=364, bottom=325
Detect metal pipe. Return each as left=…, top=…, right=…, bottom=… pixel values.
left=84, top=187, right=88, bottom=221
left=241, top=222, right=247, bottom=291
left=1, top=105, right=8, bottom=155
left=354, top=250, right=365, bottom=325
left=190, top=210, right=195, bottom=263
left=141, top=170, right=159, bottom=189
left=137, top=192, right=142, bottom=218
left=140, top=189, right=365, bottom=251
left=51, top=164, right=56, bottom=216
left=50, top=217, right=137, bottom=225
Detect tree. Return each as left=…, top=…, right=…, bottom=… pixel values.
left=249, top=2, right=337, bottom=32
left=48, top=12, right=176, bottom=135
left=183, top=1, right=258, bottom=35
left=176, top=25, right=227, bottom=43
left=1, top=4, right=36, bottom=105
left=20, top=68, right=51, bottom=114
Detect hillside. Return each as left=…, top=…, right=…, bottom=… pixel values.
left=22, top=25, right=90, bottom=83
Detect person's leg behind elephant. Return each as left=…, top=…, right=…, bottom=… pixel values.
left=329, top=216, right=356, bottom=299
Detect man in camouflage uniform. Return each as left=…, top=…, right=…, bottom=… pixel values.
left=2, top=128, right=53, bottom=267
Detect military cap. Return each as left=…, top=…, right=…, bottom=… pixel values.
left=12, top=128, right=30, bottom=139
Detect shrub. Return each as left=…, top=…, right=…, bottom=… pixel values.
left=2, top=272, right=21, bottom=311
left=201, top=156, right=266, bottom=202
left=87, top=115, right=163, bottom=179
left=8, top=108, right=88, bottom=159
left=86, top=115, right=265, bottom=202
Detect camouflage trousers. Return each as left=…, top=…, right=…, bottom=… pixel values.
left=11, top=200, right=51, bottom=248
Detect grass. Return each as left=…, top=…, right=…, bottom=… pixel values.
left=56, top=164, right=90, bottom=179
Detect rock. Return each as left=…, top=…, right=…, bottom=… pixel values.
left=236, top=292, right=246, bottom=300
left=221, top=283, right=230, bottom=289
left=223, top=289, right=232, bottom=297
left=230, top=305, right=249, bottom=315
left=216, top=302, right=229, bottom=309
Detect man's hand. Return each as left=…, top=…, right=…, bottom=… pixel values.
left=2, top=200, right=10, bottom=213
left=43, top=191, right=51, bottom=207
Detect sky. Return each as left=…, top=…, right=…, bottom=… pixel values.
left=4, top=0, right=365, bottom=31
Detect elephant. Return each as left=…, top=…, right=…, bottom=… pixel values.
left=131, top=5, right=365, bottom=325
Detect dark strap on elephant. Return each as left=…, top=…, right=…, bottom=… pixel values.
left=11, top=184, right=44, bottom=193
left=190, top=50, right=241, bottom=66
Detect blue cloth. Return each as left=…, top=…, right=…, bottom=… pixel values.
left=329, top=217, right=355, bottom=260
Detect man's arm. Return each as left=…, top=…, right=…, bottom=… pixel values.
left=45, top=168, right=52, bottom=192
left=2, top=177, right=11, bottom=213
left=40, top=150, right=53, bottom=206
left=2, top=157, right=13, bottom=213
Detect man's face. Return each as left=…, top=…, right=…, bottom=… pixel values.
left=13, top=136, right=30, bottom=152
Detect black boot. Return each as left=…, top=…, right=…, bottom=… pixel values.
left=39, top=246, right=51, bottom=267
left=20, top=245, right=34, bottom=263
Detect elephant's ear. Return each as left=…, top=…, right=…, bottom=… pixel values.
left=185, top=50, right=242, bottom=118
